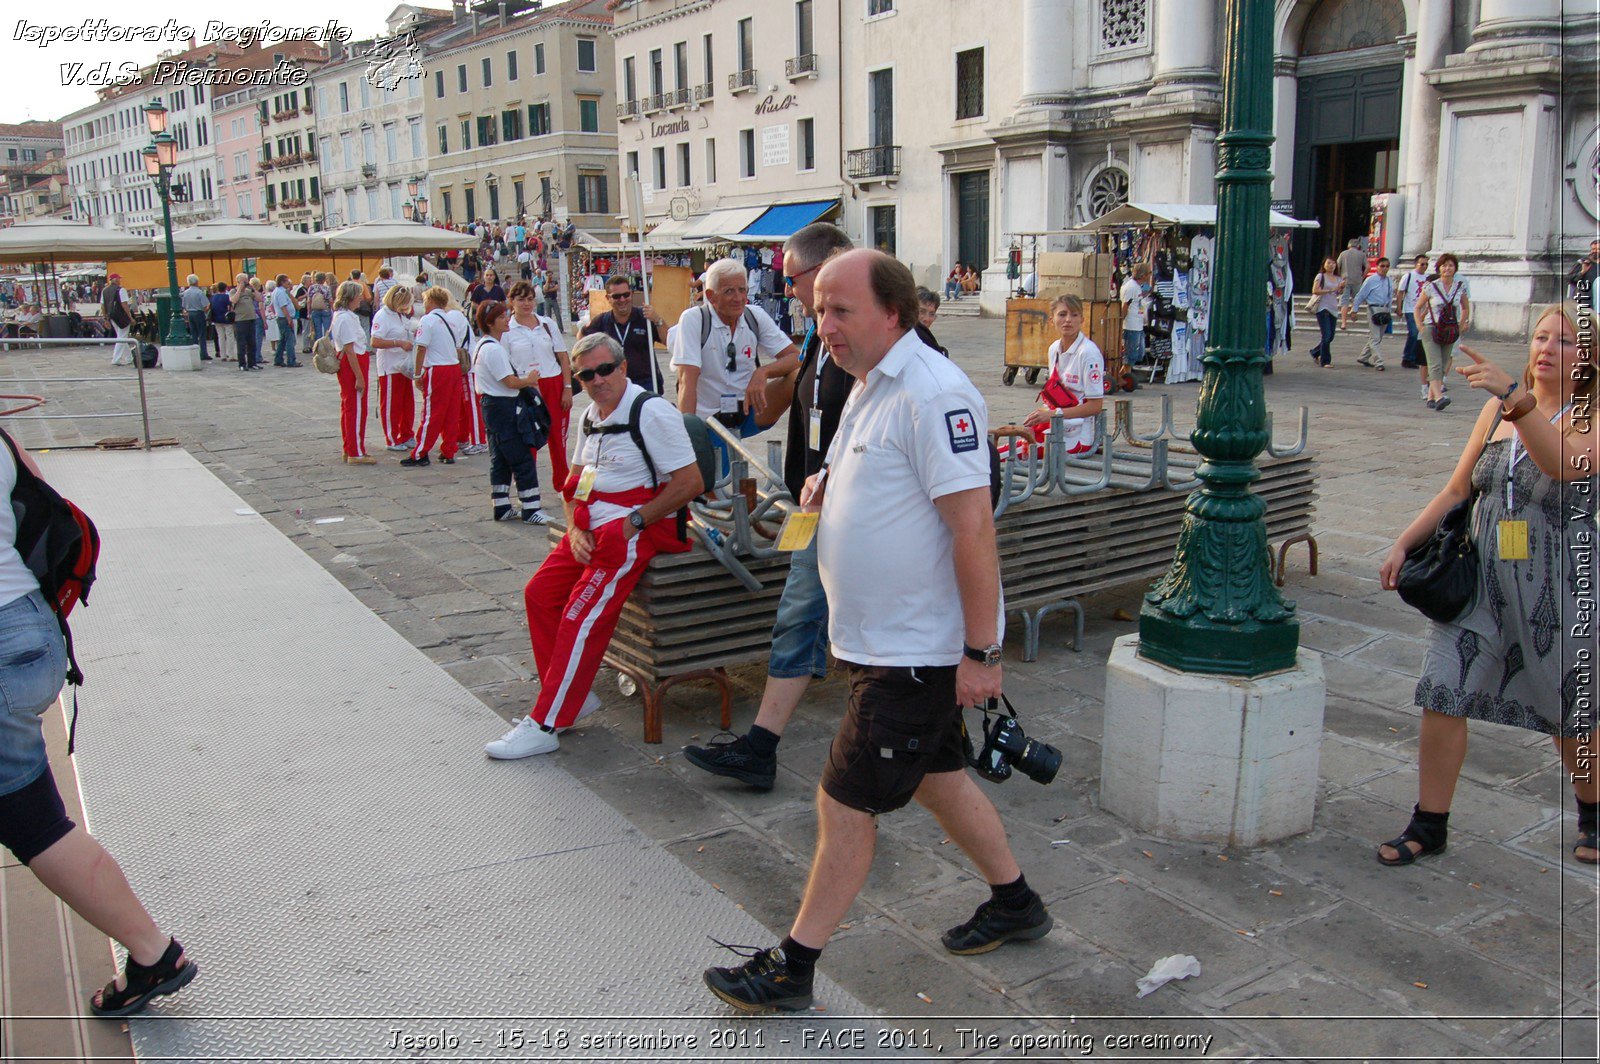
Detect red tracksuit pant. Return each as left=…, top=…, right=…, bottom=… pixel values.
left=412, top=364, right=463, bottom=460
left=337, top=352, right=371, bottom=458
left=377, top=371, right=415, bottom=447
left=537, top=375, right=571, bottom=489
left=524, top=519, right=680, bottom=730
left=458, top=373, right=487, bottom=447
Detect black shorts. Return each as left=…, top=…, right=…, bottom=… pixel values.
left=820, top=662, right=964, bottom=815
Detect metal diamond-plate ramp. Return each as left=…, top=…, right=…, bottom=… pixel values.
left=37, top=449, right=895, bottom=1062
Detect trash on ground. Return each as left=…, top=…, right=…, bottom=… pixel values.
left=1136, top=954, right=1202, bottom=998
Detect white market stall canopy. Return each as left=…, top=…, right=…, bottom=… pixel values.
left=321, top=221, right=471, bottom=253
left=0, top=220, right=153, bottom=261
left=1086, top=202, right=1319, bottom=231
left=169, top=219, right=326, bottom=254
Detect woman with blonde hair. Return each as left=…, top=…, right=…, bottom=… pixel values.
left=403, top=286, right=466, bottom=467
left=370, top=285, right=417, bottom=452
left=1378, top=301, right=1597, bottom=866
left=330, top=280, right=375, bottom=463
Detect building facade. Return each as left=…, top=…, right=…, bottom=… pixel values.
left=422, top=0, right=620, bottom=233
left=609, top=0, right=845, bottom=241
left=0, top=123, right=64, bottom=182
left=213, top=89, right=268, bottom=222
left=838, top=0, right=1594, bottom=336
left=260, top=62, right=332, bottom=232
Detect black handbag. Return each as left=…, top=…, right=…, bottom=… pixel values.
left=1396, top=411, right=1502, bottom=623
left=1372, top=311, right=1393, bottom=327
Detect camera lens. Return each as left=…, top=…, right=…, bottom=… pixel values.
left=1015, top=738, right=1063, bottom=786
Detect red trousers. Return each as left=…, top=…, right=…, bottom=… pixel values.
left=458, top=373, right=486, bottom=447
left=524, top=520, right=679, bottom=730
left=337, top=352, right=371, bottom=458
left=377, top=371, right=415, bottom=447
left=537, top=375, right=571, bottom=489
left=412, top=364, right=462, bottom=460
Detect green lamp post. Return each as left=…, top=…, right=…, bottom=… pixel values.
left=141, top=99, right=192, bottom=348
left=1138, top=0, right=1299, bottom=677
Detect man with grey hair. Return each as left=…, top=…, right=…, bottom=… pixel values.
left=685, top=222, right=852, bottom=789
left=485, top=332, right=704, bottom=759
left=180, top=273, right=211, bottom=361
left=670, top=258, right=799, bottom=452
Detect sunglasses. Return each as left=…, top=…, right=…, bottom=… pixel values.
left=606, top=291, right=633, bottom=300
left=782, top=261, right=821, bottom=285
left=725, top=341, right=738, bottom=373
left=575, top=359, right=625, bottom=383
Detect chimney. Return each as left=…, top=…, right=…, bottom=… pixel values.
left=452, top=0, right=466, bottom=24
left=500, top=3, right=509, bottom=29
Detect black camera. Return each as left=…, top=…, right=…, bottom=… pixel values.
left=964, top=696, right=1062, bottom=786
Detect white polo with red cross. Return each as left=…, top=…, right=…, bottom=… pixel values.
left=818, top=328, right=994, bottom=667
left=1046, top=332, right=1105, bottom=454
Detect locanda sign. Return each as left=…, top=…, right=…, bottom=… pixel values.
left=650, top=117, right=690, bottom=136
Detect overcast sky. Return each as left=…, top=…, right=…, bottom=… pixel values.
left=5, top=2, right=401, bottom=121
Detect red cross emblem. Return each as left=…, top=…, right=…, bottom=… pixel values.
left=955, top=418, right=970, bottom=432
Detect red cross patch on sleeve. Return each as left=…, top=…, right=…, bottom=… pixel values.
left=945, top=409, right=979, bottom=453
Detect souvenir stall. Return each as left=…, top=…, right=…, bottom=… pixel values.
left=1082, top=203, right=1317, bottom=383
left=571, top=238, right=704, bottom=329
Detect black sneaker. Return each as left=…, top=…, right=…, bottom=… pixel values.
left=941, top=894, right=1053, bottom=955
left=684, top=735, right=776, bottom=790
left=439, top=456, right=456, bottom=464
left=399, top=455, right=430, bottom=467
left=703, top=944, right=813, bottom=1012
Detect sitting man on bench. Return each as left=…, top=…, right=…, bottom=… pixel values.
left=484, top=333, right=705, bottom=760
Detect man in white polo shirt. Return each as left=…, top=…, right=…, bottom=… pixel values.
left=702, top=249, right=1050, bottom=1013
left=670, top=258, right=798, bottom=465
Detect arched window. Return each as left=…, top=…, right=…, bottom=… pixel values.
left=1301, top=0, right=1405, bottom=56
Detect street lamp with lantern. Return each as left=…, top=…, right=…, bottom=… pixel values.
left=142, top=99, right=191, bottom=348
left=402, top=200, right=414, bottom=221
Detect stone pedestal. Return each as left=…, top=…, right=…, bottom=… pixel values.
left=160, top=344, right=202, bottom=372
left=1100, top=634, right=1326, bottom=847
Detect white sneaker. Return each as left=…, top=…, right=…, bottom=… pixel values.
left=385, top=443, right=410, bottom=452
left=1419, top=385, right=1429, bottom=401
left=485, top=716, right=560, bottom=759
left=556, top=691, right=602, bottom=733
left=521, top=509, right=550, bottom=525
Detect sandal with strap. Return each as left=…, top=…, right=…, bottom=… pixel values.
left=90, top=937, right=198, bottom=1017
left=1377, top=804, right=1449, bottom=867
left=1575, top=799, right=1599, bottom=865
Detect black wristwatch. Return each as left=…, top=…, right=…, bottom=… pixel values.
left=963, top=643, right=1003, bottom=667
left=628, top=510, right=646, bottom=531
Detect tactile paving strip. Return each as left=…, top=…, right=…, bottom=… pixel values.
left=38, top=449, right=893, bottom=1061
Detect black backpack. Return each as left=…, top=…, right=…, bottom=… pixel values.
left=583, top=391, right=719, bottom=539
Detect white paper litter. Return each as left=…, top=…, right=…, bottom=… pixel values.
left=1136, top=954, right=1201, bottom=998
left=313, top=517, right=345, bottom=524
left=233, top=508, right=255, bottom=516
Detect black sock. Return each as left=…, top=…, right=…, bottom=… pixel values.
left=779, top=935, right=820, bottom=979
left=990, top=873, right=1034, bottom=910
left=1577, top=797, right=1599, bottom=831
left=745, top=725, right=780, bottom=758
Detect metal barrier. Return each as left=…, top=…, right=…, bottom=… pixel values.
left=0, top=336, right=153, bottom=449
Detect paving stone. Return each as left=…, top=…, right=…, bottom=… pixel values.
left=1294, top=615, right=1382, bottom=657
left=1457, top=906, right=1595, bottom=991
left=583, top=763, right=742, bottom=842
left=767, top=807, right=971, bottom=908
left=440, top=655, right=529, bottom=688
left=412, top=589, right=501, bottom=617
left=1316, top=735, right=1410, bottom=791
left=1356, top=766, right=1555, bottom=844
left=665, top=827, right=808, bottom=936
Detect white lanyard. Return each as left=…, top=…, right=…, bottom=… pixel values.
left=1507, top=403, right=1571, bottom=511
left=612, top=314, right=633, bottom=349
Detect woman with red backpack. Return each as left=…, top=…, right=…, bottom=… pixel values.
left=1415, top=253, right=1472, bottom=412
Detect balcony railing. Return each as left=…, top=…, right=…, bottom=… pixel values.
left=847, top=144, right=901, bottom=180
left=642, top=93, right=665, bottom=114
left=786, top=53, right=818, bottom=79
left=666, top=87, right=690, bottom=108
left=728, top=68, right=757, bottom=94
left=617, top=99, right=638, bottom=120
left=271, top=107, right=301, bottom=122
left=693, top=81, right=714, bottom=103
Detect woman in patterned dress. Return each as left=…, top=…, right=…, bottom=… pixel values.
left=1377, top=302, right=1597, bottom=866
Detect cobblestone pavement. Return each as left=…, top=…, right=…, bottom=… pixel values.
left=5, top=316, right=1596, bottom=1061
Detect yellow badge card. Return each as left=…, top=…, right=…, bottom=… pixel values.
left=1497, top=519, right=1530, bottom=562
left=775, top=511, right=819, bottom=551
left=808, top=409, right=823, bottom=451
left=574, top=466, right=598, bottom=502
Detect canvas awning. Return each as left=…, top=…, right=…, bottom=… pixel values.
left=735, top=200, right=839, bottom=241
left=0, top=220, right=153, bottom=262
left=321, top=221, right=471, bottom=253
left=1085, top=202, right=1318, bottom=230
left=170, top=219, right=326, bottom=254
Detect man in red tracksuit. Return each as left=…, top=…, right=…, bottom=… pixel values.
left=485, top=332, right=704, bottom=758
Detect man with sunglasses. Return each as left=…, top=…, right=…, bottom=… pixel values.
left=685, top=223, right=852, bottom=790
left=670, top=259, right=799, bottom=453
left=486, top=333, right=703, bottom=760
left=579, top=275, right=668, bottom=392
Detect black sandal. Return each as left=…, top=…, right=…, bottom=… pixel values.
left=1575, top=799, right=1599, bottom=866
left=89, top=937, right=198, bottom=1017
left=1377, top=804, right=1449, bottom=866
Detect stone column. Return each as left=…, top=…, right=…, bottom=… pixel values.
left=1018, top=0, right=1074, bottom=109
left=1398, top=0, right=1452, bottom=258
left=1471, top=0, right=1563, bottom=46
left=1152, top=0, right=1218, bottom=90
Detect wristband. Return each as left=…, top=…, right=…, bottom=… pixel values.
left=1498, top=381, right=1518, bottom=403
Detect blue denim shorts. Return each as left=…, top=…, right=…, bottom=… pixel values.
left=767, top=541, right=829, bottom=680
left=0, top=591, right=68, bottom=797
left=1123, top=329, right=1146, bottom=365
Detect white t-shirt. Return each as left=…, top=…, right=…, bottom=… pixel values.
left=1422, top=278, right=1470, bottom=324
left=668, top=303, right=791, bottom=419
left=370, top=306, right=414, bottom=376
left=572, top=382, right=697, bottom=529
left=504, top=316, right=566, bottom=379
left=416, top=309, right=465, bottom=368
left=0, top=441, right=43, bottom=609
left=1398, top=269, right=1429, bottom=314
left=1046, top=333, right=1105, bottom=454
left=473, top=337, right=519, bottom=397
left=329, top=309, right=368, bottom=355
left=818, top=330, right=999, bottom=666
left=1120, top=277, right=1147, bottom=331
